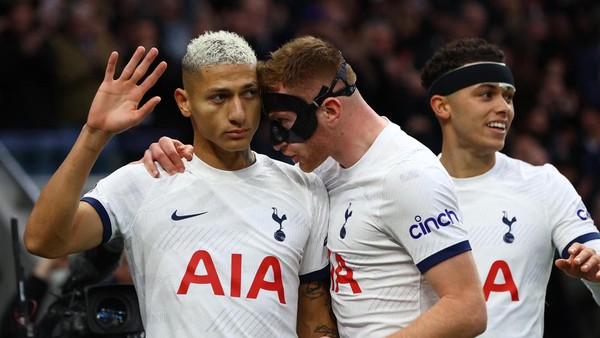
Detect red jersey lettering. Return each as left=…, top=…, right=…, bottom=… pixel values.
left=483, top=260, right=519, bottom=301
left=330, top=251, right=362, bottom=294
left=177, top=251, right=286, bottom=304
left=177, top=250, right=225, bottom=295
left=247, top=256, right=286, bottom=304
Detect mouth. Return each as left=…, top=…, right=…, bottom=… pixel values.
left=486, top=121, right=507, bottom=131
left=226, top=129, right=250, bottom=139
left=282, top=150, right=298, bottom=163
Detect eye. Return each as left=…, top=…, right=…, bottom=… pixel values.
left=480, top=91, right=493, bottom=99
left=243, top=88, right=259, bottom=98
left=211, top=93, right=226, bottom=103
left=503, top=93, right=514, bottom=102
left=279, top=119, right=294, bottom=129
left=268, top=114, right=295, bottom=129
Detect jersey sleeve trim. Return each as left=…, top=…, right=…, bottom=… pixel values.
left=299, top=264, right=329, bottom=284
left=416, top=240, right=472, bottom=274
left=81, top=197, right=112, bottom=244
left=560, top=232, right=600, bottom=259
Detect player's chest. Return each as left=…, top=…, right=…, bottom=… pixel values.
left=134, top=190, right=311, bottom=254
left=459, top=194, right=550, bottom=252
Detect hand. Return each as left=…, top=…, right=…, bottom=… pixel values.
left=555, top=242, right=600, bottom=282
left=86, top=46, right=167, bottom=136
left=138, top=136, right=194, bottom=177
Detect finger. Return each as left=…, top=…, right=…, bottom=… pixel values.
left=142, top=149, right=160, bottom=178
left=574, top=247, right=596, bottom=266
left=104, top=51, right=119, bottom=82
left=568, top=242, right=584, bottom=256
left=158, top=137, right=186, bottom=173
left=176, top=144, right=194, bottom=161
left=120, top=46, right=146, bottom=81
left=138, top=60, right=168, bottom=94
left=580, top=253, right=600, bottom=272
left=555, top=258, right=580, bottom=278
left=131, top=47, right=162, bottom=85
left=149, top=142, right=180, bottom=175
left=169, top=139, right=193, bottom=161
left=134, top=96, right=162, bottom=122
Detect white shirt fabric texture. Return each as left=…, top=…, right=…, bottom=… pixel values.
left=450, top=151, right=600, bottom=338
left=315, top=121, right=472, bottom=338
left=82, top=153, right=330, bottom=338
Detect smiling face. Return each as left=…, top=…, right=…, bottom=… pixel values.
left=444, top=82, right=515, bottom=156
left=176, top=63, right=260, bottom=160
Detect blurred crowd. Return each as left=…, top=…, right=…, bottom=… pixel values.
left=0, top=0, right=599, bottom=336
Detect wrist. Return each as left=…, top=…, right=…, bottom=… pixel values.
left=80, top=124, right=114, bottom=152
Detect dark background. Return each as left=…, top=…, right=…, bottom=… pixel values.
left=0, top=0, right=599, bottom=337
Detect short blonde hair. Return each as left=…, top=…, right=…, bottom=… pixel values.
left=182, top=30, right=257, bottom=74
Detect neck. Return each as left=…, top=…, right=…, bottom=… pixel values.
left=439, top=142, right=496, bottom=178
left=194, top=144, right=256, bottom=171
left=331, top=96, right=387, bottom=168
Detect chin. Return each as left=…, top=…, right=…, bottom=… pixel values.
left=224, top=140, right=252, bottom=151
left=298, top=162, right=317, bottom=173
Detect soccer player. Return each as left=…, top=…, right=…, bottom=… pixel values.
left=420, top=37, right=600, bottom=337
left=24, top=31, right=337, bottom=337
left=142, top=36, right=487, bottom=338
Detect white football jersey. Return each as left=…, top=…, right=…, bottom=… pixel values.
left=451, top=152, right=600, bottom=338
left=82, top=153, right=329, bottom=338
left=315, top=121, right=472, bottom=338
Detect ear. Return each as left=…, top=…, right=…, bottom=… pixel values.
left=429, top=95, right=451, bottom=121
left=319, top=97, right=342, bottom=126
left=174, top=88, right=191, bottom=117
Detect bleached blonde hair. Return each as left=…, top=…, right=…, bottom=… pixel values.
left=182, top=30, right=257, bottom=75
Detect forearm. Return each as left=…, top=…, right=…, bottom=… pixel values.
left=24, top=125, right=111, bottom=257
left=387, top=294, right=486, bottom=338
left=297, top=279, right=339, bottom=338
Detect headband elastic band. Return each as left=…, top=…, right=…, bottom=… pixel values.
left=428, top=62, right=515, bottom=96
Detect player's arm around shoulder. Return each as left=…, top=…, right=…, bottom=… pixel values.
left=297, top=278, right=339, bottom=338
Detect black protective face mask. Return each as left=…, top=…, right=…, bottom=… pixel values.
left=262, top=60, right=356, bottom=144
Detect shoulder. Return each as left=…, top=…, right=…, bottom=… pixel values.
left=94, top=162, right=183, bottom=196
left=498, top=152, right=567, bottom=185
left=257, top=154, right=326, bottom=191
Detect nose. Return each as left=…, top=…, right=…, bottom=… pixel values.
left=273, top=140, right=288, bottom=151
left=494, top=95, right=513, bottom=115
left=228, top=96, right=246, bottom=123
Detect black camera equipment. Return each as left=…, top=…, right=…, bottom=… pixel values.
left=11, top=216, right=35, bottom=338
left=8, top=216, right=143, bottom=337
left=35, top=238, right=144, bottom=337
left=37, top=283, right=143, bottom=338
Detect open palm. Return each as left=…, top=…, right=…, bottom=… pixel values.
left=86, top=46, right=167, bottom=135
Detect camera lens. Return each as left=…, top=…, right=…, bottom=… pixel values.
left=95, top=297, right=128, bottom=330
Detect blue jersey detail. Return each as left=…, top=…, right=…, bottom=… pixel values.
left=416, top=240, right=472, bottom=273
left=560, top=232, right=600, bottom=259
left=81, top=197, right=112, bottom=244
left=299, top=264, right=329, bottom=284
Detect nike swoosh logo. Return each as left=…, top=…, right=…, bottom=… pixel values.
left=171, top=210, right=207, bottom=221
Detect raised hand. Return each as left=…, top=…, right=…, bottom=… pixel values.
left=555, top=242, right=600, bottom=282
left=86, top=46, right=167, bottom=136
